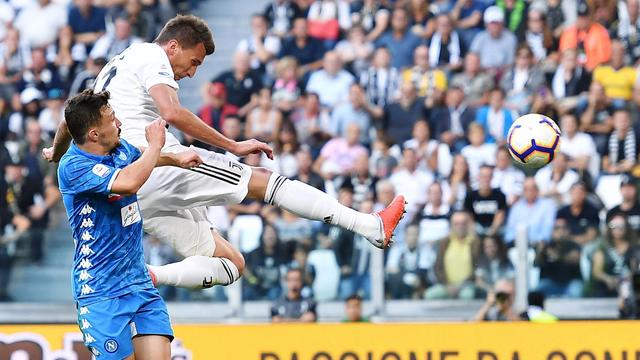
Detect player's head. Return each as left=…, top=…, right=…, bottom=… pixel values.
left=155, top=15, right=215, bottom=81
left=65, top=89, right=121, bottom=150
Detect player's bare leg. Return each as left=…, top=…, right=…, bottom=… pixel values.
left=132, top=335, right=171, bottom=360
left=247, top=167, right=406, bottom=248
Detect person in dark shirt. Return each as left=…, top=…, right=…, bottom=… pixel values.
left=212, top=51, right=263, bottom=118
left=535, top=218, right=583, bottom=298
left=263, top=0, right=303, bottom=37
left=271, top=268, right=317, bottom=322
left=244, top=224, right=287, bottom=300
left=67, top=0, right=106, bottom=50
left=278, top=18, right=325, bottom=76
left=556, top=182, right=599, bottom=246
left=381, top=81, right=426, bottom=145
left=291, top=147, right=325, bottom=192
left=606, top=174, right=640, bottom=235
left=464, top=165, right=507, bottom=236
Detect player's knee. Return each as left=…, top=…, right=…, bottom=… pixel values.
left=232, top=252, right=245, bottom=276
left=247, top=166, right=274, bottom=200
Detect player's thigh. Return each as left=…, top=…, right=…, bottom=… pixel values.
left=144, top=208, right=216, bottom=257
left=132, top=335, right=171, bottom=360
left=138, top=144, right=252, bottom=213
left=76, top=297, right=135, bottom=359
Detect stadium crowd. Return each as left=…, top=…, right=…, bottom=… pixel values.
left=3, top=0, right=640, bottom=316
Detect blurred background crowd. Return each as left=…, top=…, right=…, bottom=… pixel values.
left=3, top=0, right=640, bottom=318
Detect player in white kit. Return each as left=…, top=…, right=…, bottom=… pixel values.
left=45, top=15, right=406, bottom=289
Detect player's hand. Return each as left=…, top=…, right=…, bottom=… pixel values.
left=145, top=117, right=167, bottom=149
left=42, top=147, right=55, bottom=162
left=174, top=149, right=203, bottom=169
left=231, top=139, right=274, bottom=160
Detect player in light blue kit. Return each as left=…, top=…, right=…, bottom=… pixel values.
left=58, top=89, right=202, bottom=359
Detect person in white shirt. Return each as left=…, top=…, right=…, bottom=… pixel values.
left=236, top=14, right=281, bottom=75
left=461, top=122, right=497, bottom=187
left=46, top=15, right=406, bottom=291
left=559, top=113, right=599, bottom=178
left=390, top=147, right=434, bottom=216
left=305, top=51, right=355, bottom=108
left=491, top=147, right=525, bottom=205
left=90, top=17, right=143, bottom=61
left=13, top=0, right=67, bottom=48
left=535, top=152, right=580, bottom=205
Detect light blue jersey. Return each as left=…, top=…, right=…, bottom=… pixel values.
left=58, top=139, right=151, bottom=303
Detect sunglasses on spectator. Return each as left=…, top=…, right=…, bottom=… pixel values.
left=608, top=223, right=626, bottom=229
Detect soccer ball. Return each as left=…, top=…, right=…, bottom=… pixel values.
left=507, top=113, right=561, bottom=170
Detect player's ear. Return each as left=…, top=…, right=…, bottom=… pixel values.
left=87, top=128, right=99, bottom=142
left=167, top=39, right=180, bottom=55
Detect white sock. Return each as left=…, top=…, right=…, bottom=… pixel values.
left=148, top=256, right=240, bottom=289
left=264, top=173, right=381, bottom=241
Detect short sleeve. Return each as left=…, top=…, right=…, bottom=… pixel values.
left=59, top=156, right=120, bottom=196
left=141, top=47, right=179, bottom=92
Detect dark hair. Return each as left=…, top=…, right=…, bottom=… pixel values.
left=286, top=267, right=303, bottom=277
left=64, top=89, right=111, bottom=145
left=346, top=294, right=362, bottom=303
left=154, top=15, right=215, bottom=55
left=528, top=291, right=545, bottom=308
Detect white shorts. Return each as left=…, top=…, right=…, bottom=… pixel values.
left=137, top=144, right=252, bottom=257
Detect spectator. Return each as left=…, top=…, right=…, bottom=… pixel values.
left=425, top=211, right=479, bottom=300
left=90, top=16, right=143, bottom=61
left=387, top=224, right=429, bottom=299
left=559, top=113, right=599, bottom=178
left=496, top=0, right=528, bottom=38
left=616, top=0, right=640, bottom=63
left=520, top=291, right=559, bottom=322
left=375, top=7, right=423, bottom=69
left=305, top=51, right=354, bottom=108
left=197, top=82, right=238, bottom=138
left=535, top=218, right=584, bottom=298
left=330, top=83, right=373, bottom=146
left=271, top=268, right=317, bottom=322
left=475, top=236, right=514, bottom=296
left=402, top=45, right=447, bottom=106
left=17, top=47, right=64, bottom=94
left=279, top=18, right=326, bottom=75
left=290, top=92, right=331, bottom=147
left=68, top=57, right=106, bottom=97
left=0, top=29, right=29, bottom=100
left=341, top=154, right=376, bottom=209
left=579, top=82, right=613, bottom=154
left=607, top=174, right=640, bottom=235
left=390, top=148, right=434, bottom=215
left=359, top=47, right=399, bottom=108
left=263, top=0, right=303, bottom=37
left=13, top=0, right=67, bottom=48
left=37, top=88, right=65, bottom=139
left=9, top=88, right=43, bottom=138
left=68, top=0, right=107, bottom=50
left=417, top=181, right=452, bottom=249
left=450, top=0, right=484, bottom=48
left=343, top=294, right=368, bottom=322
left=432, top=86, right=475, bottom=153
left=464, top=165, right=507, bottom=236
left=461, top=123, right=497, bottom=184
left=447, top=154, right=471, bottom=209
left=548, top=49, right=592, bottom=117
left=374, top=179, right=396, bottom=212
left=474, top=279, right=519, bottom=321
left=118, top=0, right=156, bottom=41
left=264, top=120, right=301, bottom=178
left=535, top=152, right=580, bottom=205
left=427, top=14, right=463, bottom=72
left=500, top=44, right=545, bottom=114
left=542, top=0, right=578, bottom=39
left=245, top=87, right=282, bottom=143
left=238, top=14, right=282, bottom=77
left=504, top=177, right=557, bottom=246
left=602, top=108, right=638, bottom=174
left=274, top=208, right=313, bottom=252
left=0, top=0, right=13, bottom=43
left=370, top=134, right=399, bottom=179
left=272, top=57, right=301, bottom=113
left=589, top=214, right=636, bottom=297
left=491, top=147, right=524, bottom=205
left=245, top=224, right=287, bottom=300
left=469, top=6, right=518, bottom=71
left=593, top=41, right=636, bottom=109
left=403, top=120, right=439, bottom=173
left=306, top=0, right=351, bottom=47
left=556, top=182, right=599, bottom=246
left=350, top=0, right=390, bottom=42
left=381, top=81, right=426, bottom=146
left=213, top=51, right=263, bottom=117
left=335, top=25, right=374, bottom=76
left=522, top=8, right=557, bottom=62
left=292, top=147, right=325, bottom=191
left=559, top=1, right=612, bottom=71
left=314, top=122, right=367, bottom=179
left=451, top=53, right=495, bottom=108
left=475, top=87, right=517, bottom=145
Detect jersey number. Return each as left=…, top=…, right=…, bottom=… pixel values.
left=99, top=66, right=117, bottom=92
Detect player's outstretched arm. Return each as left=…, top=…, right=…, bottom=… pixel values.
left=149, top=84, right=273, bottom=159
left=141, top=147, right=203, bottom=168
left=43, top=119, right=73, bottom=163
left=111, top=118, right=166, bottom=195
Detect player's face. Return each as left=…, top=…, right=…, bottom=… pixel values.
left=169, top=41, right=206, bottom=81
left=96, top=106, right=122, bottom=150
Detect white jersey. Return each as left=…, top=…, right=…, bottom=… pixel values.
left=93, top=42, right=181, bottom=148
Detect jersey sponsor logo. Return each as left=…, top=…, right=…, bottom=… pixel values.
left=80, top=319, right=92, bottom=330
left=78, top=270, right=93, bottom=281
left=104, top=339, right=119, bottom=353
left=158, top=71, right=171, bottom=76
left=79, top=244, right=94, bottom=256
left=80, top=284, right=95, bottom=295
left=79, top=306, right=90, bottom=315
left=90, top=346, right=101, bottom=356
left=81, top=231, right=94, bottom=241
left=91, top=164, right=111, bottom=178
left=85, top=332, right=96, bottom=344
left=118, top=151, right=127, bottom=161
left=79, top=258, right=93, bottom=269
left=121, top=202, right=142, bottom=227
left=80, top=218, right=94, bottom=228
left=80, top=204, right=95, bottom=215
